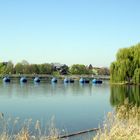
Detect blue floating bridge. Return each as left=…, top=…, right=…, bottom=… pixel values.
left=64, top=78, right=69, bottom=83
left=69, top=79, right=74, bottom=83
left=64, top=78, right=74, bottom=83
left=85, top=79, right=90, bottom=83
left=92, top=79, right=102, bottom=84
left=79, top=78, right=85, bottom=83
left=20, top=77, right=27, bottom=83
left=3, top=77, right=10, bottom=83
left=34, top=77, right=40, bottom=83
left=79, top=78, right=90, bottom=84
left=51, top=77, right=57, bottom=83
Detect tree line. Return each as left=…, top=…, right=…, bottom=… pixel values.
left=0, top=60, right=109, bottom=76
left=110, top=43, right=140, bottom=84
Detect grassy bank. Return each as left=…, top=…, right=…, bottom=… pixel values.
left=93, top=99, right=140, bottom=140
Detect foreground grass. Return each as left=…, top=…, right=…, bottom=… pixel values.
left=1, top=99, right=140, bottom=140
left=94, top=99, right=140, bottom=140
left=0, top=115, right=60, bottom=140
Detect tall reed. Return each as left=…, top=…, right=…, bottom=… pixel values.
left=94, top=99, right=140, bottom=140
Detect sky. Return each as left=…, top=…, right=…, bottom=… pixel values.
left=0, top=0, right=140, bottom=67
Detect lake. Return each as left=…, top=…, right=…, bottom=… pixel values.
left=0, top=80, right=139, bottom=139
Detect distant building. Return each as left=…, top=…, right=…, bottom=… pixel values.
left=51, top=63, right=69, bottom=75
left=2, top=62, right=8, bottom=66
left=51, top=63, right=63, bottom=71
left=88, top=64, right=93, bottom=70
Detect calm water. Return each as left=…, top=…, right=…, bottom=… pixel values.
left=0, top=80, right=139, bottom=139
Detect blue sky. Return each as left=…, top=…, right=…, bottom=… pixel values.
left=0, top=0, right=140, bottom=67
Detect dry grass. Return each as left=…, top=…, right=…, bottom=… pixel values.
left=2, top=99, right=140, bottom=140
left=94, top=99, right=140, bottom=140
left=0, top=115, right=60, bottom=140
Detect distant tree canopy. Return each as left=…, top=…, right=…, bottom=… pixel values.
left=0, top=61, right=109, bottom=76
left=0, top=61, right=71, bottom=75
left=70, top=64, right=92, bottom=75
left=110, top=43, right=140, bottom=84
left=0, top=61, right=14, bottom=74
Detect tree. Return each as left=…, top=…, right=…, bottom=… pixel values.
left=38, top=63, right=53, bottom=74
left=0, top=62, right=6, bottom=74
left=110, top=43, right=140, bottom=84
left=133, top=68, right=140, bottom=84
left=0, top=61, right=14, bottom=75
left=70, top=64, right=89, bottom=75
left=29, top=64, right=40, bottom=74
left=15, top=63, right=24, bottom=74
left=5, top=61, right=14, bottom=74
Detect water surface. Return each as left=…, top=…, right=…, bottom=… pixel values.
left=2, top=81, right=139, bottom=139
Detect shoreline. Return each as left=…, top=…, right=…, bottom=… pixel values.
left=110, top=82, right=140, bottom=85
left=0, top=74, right=110, bottom=80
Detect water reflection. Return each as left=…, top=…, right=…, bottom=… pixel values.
left=110, top=85, right=140, bottom=107
left=0, top=81, right=112, bottom=140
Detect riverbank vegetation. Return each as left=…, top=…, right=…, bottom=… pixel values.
left=110, top=43, right=140, bottom=84
left=0, top=115, right=60, bottom=140
left=0, top=60, right=110, bottom=76
left=94, top=99, right=140, bottom=140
